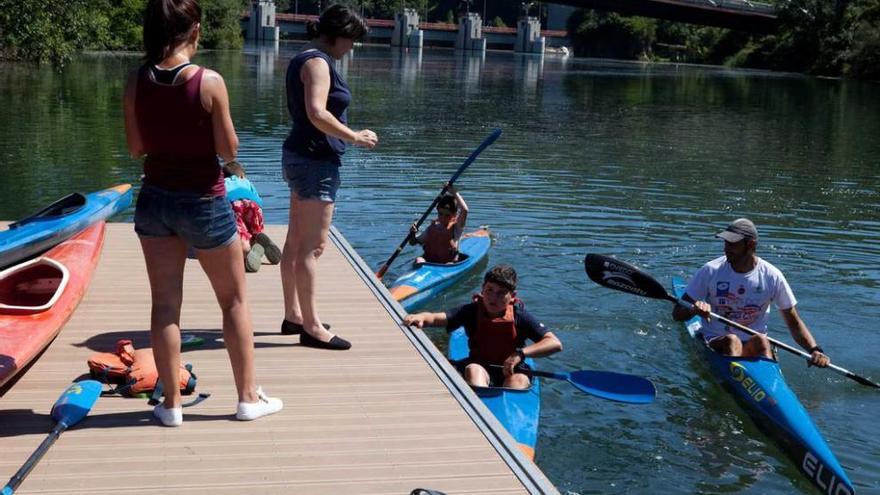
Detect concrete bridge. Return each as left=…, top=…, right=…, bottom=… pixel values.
left=244, top=0, right=779, bottom=52
left=245, top=7, right=567, bottom=53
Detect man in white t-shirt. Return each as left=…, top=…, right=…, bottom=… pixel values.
left=672, top=218, right=830, bottom=367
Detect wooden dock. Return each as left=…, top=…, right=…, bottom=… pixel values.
left=0, top=223, right=558, bottom=494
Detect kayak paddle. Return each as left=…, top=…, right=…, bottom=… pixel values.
left=584, top=253, right=880, bottom=389
left=2, top=380, right=102, bottom=495
left=375, top=128, right=502, bottom=279
left=490, top=365, right=657, bottom=404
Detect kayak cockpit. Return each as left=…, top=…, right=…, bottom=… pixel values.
left=0, top=258, right=69, bottom=314
left=413, top=251, right=471, bottom=268
left=9, top=193, right=87, bottom=229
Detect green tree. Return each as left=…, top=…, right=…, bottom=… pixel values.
left=567, top=10, right=656, bottom=60
left=0, top=0, right=107, bottom=64
left=200, top=0, right=247, bottom=49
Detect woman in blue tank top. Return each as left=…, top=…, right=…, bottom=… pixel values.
left=280, top=5, right=376, bottom=350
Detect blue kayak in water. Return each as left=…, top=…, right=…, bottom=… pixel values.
left=388, top=228, right=491, bottom=312
left=447, top=327, right=541, bottom=460
left=672, top=277, right=855, bottom=495
left=0, top=184, right=132, bottom=269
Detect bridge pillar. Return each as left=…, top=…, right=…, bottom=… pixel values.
left=392, top=8, right=423, bottom=48
left=515, top=16, right=545, bottom=53
left=247, top=0, right=279, bottom=41
left=455, top=13, right=486, bottom=52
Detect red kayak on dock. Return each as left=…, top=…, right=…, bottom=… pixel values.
left=0, top=222, right=105, bottom=395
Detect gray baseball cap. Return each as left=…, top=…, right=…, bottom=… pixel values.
left=716, top=218, right=758, bottom=242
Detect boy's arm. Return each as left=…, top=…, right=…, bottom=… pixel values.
left=502, top=309, right=563, bottom=375
left=503, top=331, right=562, bottom=377
left=521, top=332, right=562, bottom=359
left=407, top=223, right=425, bottom=245
left=403, top=311, right=448, bottom=329
left=452, top=187, right=468, bottom=239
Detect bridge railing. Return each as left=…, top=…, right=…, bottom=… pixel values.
left=673, top=0, right=776, bottom=15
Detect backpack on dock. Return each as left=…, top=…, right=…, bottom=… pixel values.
left=87, top=339, right=196, bottom=403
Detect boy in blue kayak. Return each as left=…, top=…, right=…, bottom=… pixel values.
left=404, top=264, right=563, bottom=389
left=223, top=161, right=282, bottom=273
left=672, top=218, right=830, bottom=367
left=409, top=184, right=469, bottom=264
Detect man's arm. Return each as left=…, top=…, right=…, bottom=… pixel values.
left=672, top=294, right=711, bottom=321
left=780, top=306, right=830, bottom=367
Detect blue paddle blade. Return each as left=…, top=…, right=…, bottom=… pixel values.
left=568, top=370, right=656, bottom=404
left=51, top=380, right=102, bottom=428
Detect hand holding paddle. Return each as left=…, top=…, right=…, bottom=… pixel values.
left=375, top=128, right=502, bottom=279
left=584, top=253, right=880, bottom=389
left=3, top=380, right=102, bottom=495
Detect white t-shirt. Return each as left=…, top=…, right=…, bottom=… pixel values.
left=685, top=256, right=796, bottom=341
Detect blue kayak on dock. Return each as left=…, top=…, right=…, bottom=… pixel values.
left=448, top=327, right=541, bottom=460
left=388, top=228, right=491, bottom=311
left=672, top=277, right=855, bottom=495
left=0, top=184, right=132, bottom=269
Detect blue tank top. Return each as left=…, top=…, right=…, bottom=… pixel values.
left=283, top=49, right=350, bottom=163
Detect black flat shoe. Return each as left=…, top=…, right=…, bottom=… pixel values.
left=299, top=330, right=351, bottom=350
left=281, top=320, right=330, bottom=335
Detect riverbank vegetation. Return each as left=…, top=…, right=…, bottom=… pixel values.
left=0, top=0, right=246, bottom=65
left=1, top=0, right=876, bottom=80
left=568, top=0, right=880, bottom=80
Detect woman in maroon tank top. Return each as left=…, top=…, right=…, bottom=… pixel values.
left=122, top=0, right=282, bottom=426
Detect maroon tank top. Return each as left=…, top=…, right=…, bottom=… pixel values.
left=135, top=66, right=224, bottom=196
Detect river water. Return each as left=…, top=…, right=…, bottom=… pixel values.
left=1, top=43, right=878, bottom=494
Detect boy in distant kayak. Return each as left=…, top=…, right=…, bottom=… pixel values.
left=223, top=161, right=281, bottom=273
left=409, top=184, right=468, bottom=264
left=404, top=264, right=563, bottom=389
left=672, top=218, right=830, bottom=367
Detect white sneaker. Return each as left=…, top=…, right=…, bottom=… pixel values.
left=153, top=403, right=183, bottom=427
left=236, top=387, right=283, bottom=421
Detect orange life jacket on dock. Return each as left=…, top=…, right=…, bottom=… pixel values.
left=422, top=216, right=458, bottom=263
left=469, top=295, right=520, bottom=366
left=87, top=339, right=196, bottom=398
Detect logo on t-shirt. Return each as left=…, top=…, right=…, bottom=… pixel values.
left=716, top=281, right=729, bottom=297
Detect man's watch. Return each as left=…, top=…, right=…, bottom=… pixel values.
left=808, top=345, right=824, bottom=354
left=515, top=348, right=526, bottom=361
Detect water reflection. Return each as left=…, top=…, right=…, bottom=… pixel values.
left=455, top=50, right=484, bottom=94
left=1, top=48, right=879, bottom=494
left=390, top=47, right=422, bottom=90
left=253, top=41, right=279, bottom=85
left=514, top=52, right=543, bottom=94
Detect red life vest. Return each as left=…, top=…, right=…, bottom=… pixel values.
left=422, top=216, right=458, bottom=263
left=469, top=295, right=520, bottom=366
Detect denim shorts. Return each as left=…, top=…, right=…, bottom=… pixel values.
left=134, top=184, right=237, bottom=250
left=282, top=148, right=341, bottom=202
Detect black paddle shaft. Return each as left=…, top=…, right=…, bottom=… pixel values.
left=3, top=423, right=66, bottom=493
left=584, top=253, right=880, bottom=389
left=375, top=128, right=501, bottom=278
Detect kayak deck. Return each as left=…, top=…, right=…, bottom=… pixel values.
left=388, top=228, right=491, bottom=311
left=448, top=327, right=541, bottom=460
left=672, top=277, right=854, bottom=494
left=0, top=184, right=131, bottom=269
left=0, top=222, right=105, bottom=393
